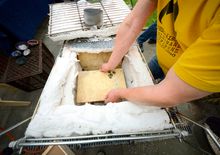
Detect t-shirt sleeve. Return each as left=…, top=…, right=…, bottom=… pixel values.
left=173, top=14, right=220, bottom=92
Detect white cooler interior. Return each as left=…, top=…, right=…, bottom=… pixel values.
left=25, top=41, right=172, bottom=138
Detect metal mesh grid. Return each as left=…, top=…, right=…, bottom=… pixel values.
left=16, top=129, right=181, bottom=148
left=48, top=0, right=130, bottom=36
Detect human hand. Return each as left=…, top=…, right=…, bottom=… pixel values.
left=100, top=63, right=114, bottom=72
left=104, top=89, right=122, bottom=103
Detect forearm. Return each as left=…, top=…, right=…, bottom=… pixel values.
left=118, top=86, right=175, bottom=107
left=112, top=68, right=211, bottom=107
left=107, top=0, right=157, bottom=69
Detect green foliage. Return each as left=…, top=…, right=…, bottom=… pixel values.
left=87, top=0, right=101, bottom=3
left=146, top=11, right=157, bottom=27
left=124, top=0, right=137, bottom=6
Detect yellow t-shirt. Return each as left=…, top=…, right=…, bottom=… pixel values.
left=157, top=0, right=220, bottom=92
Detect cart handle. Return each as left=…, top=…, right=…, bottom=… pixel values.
left=176, top=112, right=220, bottom=150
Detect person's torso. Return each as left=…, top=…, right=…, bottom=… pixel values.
left=156, top=0, right=220, bottom=73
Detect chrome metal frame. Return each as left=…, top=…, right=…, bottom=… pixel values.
left=176, top=112, right=220, bottom=150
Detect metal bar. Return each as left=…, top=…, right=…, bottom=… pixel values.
left=49, top=29, right=82, bottom=36
left=49, top=5, right=53, bottom=35
left=51, top=25, right=82, bottom=31
left=50, top=23, right=82, bottom=28
left=50, top=16, right=124, bottom=27
left=76, top=1, right=85, bottom=30
left=101, top=9, right=129, bottom=13
left=51, top=12, right=78, bottom=16
left=51, top=15, right=80, bottom=19
left=18, top=132, right=179, bottom=147
left=0, top=100, right=31, bottom=107
left=25, top=129, right=175, bottom=141
left=100, top=1, right=113, bottom=26
left=51, top=14, right=78, bottom=18
left=177, top=112, right=220, bottom=149
left=51, top=14, right=78, bottom=19
left=52, top=5, right=76, bottom=9
left=50, top=24, right=82, bottom=29
left=50, top=21, right=80, bottom=27
left=51, top=28, right=81, bottom=34
left=76, top=14, right=128, bottom=19
left=51, top=10, right=78, bottom=14
left=52, top=6, right=77, bottom=10
left=101, top=8, right=129, bottom=12
left=51, top=8, right=78, bottom=12
left=50, top=17, right=80, bottom=25
left=52, top=6, right=77, bottom=8
left=104, top=15, right=128, bottom=19
left=0, top=117, right=31, bottom=137
left=165, top=108, right=177, bottom=129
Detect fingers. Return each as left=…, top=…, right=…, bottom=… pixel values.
left=104, top=94, right=110, bottom=103
left=100, top=63, right=114, bottom=72
left=104, top=89, right=122, bottom=103
left=100, top=63, right=109, bottom=72
left=105, top=92, right=113, bottom=103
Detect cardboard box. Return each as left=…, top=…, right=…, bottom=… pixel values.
left=76, top=68, right=126, bottom=104
left=42, top=145, right=75, bottom=155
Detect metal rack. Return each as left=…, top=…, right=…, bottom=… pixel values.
left=48, top=1, right=130, bottom=41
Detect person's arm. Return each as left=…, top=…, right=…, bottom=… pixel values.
left=104, top=68, right=212, bottom=107
left=101, top=0, right=157, bottom=72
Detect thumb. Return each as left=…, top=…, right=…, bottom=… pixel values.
left=104, top=93, right=109, bottom=103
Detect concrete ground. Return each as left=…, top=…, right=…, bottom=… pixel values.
left=0, top=17, right=219, bottom=155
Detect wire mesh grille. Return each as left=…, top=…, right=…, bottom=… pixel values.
left=48, top=0, right=130, bottom=36
left=16, top=124, right=191, bottom=149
